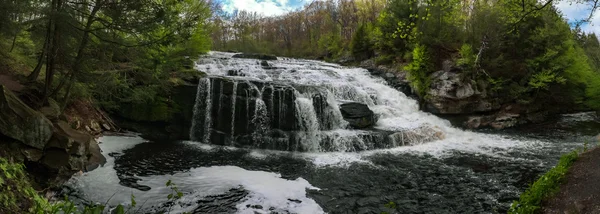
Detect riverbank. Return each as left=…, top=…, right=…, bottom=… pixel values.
left=508, top=139, right=600, bottom=214
left=541, top=144, right=600, bottom=213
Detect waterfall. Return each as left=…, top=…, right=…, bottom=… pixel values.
left=252, top=98, right=270, bottom=147
left=230, top=82, right=238, bottom=145
left=190, top=78, right=213, bottom=143
left=189, top=51, right=455, bottom=152
left=294, top=96, right=321, bottom=151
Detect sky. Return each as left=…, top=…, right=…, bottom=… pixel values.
left=220, top=0, right=309, bottom=16
left=219, top=0, right=600, bottom=35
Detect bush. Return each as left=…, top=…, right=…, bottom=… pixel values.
left=404, top=44, right=432, bottom=98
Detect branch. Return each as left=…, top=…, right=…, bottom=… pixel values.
left=510, top=0, right=554, bottom=31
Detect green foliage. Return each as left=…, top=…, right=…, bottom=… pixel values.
left=404, top=45, right=432, bottom=98
left=350, top=24, right=374, bottom=60
left=318, top=31, right=344, bottom=59
left=508, top=151, right=579, bottom=214
left=528, top=70, right=566, bottom=90
left=457, top=44, right=476, bottom=70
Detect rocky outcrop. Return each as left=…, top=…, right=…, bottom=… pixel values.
left=0, top=85, right=53, bottom=149
left=425, top=69, right=500, bottom=114
left=339, top=102, right=377, bottom=129
left=0, top=85, right=106, bottom=188
left=464, top=104, right=549, bottom=130
left=232, top=53, right=278, bottom=60
left=37, top=121, right=106, bottom=185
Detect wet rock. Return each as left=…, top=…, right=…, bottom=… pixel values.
left=260, top=60, right=270, bottom=67
left=466, top=116, right=483, bottom=129
left=387, top=125, right=445, bottom=146
left=227, top=69, right=244, bottom=76
left=0, top=85, right=53, bottom=149
left=465, top=112, right=520, bottom=130
left=339, top=102, right=377, bottom=129
left=288, top=199, right=302, bottom=203
left=490, top=113, right=519, bottom=129
left=232, top=53, right=277, bottom=60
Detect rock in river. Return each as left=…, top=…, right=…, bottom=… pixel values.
left=339, top=102, right=377, bottom=129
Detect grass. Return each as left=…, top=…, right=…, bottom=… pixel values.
left=508, top=150, right=579, bottom=214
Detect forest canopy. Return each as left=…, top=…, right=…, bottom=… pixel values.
left=210, top=0, right=600, bottom=111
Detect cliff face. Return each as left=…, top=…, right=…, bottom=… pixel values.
left=360, top=59, right=563, bottom=130
left=0, top=85, right=106, bottom=188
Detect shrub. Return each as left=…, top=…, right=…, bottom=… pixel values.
left=404, top=44, right=432, bottom=98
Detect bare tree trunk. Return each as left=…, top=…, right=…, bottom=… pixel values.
left=42, top=0, right=62, bottom=105
left=28, top=35, right=48, bottom=82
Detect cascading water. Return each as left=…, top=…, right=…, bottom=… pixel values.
left=66, top=51, right=597, bottom=214
left=190, top=51, right=455, bottom=152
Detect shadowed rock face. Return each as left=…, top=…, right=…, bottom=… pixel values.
left=339, top=102, right=377, bottom=129
left=0, top=85, right=106, bottom=188
left=0, top=85, right=53, bottom=149
left=232, top=53, right=277, bottom=60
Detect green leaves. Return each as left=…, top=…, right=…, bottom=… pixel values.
left=404, top=44, right=432, bottom=98
left=115, top=204, right=125, bottom=214
left=509, top=151, right=579, bottom=214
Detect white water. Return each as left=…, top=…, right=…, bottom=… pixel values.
left=68, top=136, right=325, bottom=214
left=193, top=51, right=546, bottom=155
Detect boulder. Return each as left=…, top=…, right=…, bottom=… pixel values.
left=387, top=125, right=445, bottom=146
left=0, top=85, right=53, bottom=149
left=39, top=98, right=61, bottom=121
left=339, top=102, right=377, bottom=129
left=464, top=113, right=520, bottom=130
left=426, top=70, right=500, bottom=114
left=40, top=121, right=106, bottom=186
left=260, top=60, right=270, bottom=67
left=232, top=53, right=277, bottom=60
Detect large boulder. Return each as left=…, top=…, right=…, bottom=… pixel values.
left=339, top=102, right=377, bottom=129
left=0, top=85, right=53, bottom=149
left=39, top=121, right=106, bottom=186
left=232, top=53, right=277, bottom=60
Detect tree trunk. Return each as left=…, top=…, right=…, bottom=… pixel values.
left=9, top=32, right=18, bottom=52
left=42, top=0, right=62, bottom=105
left=53, top=0, right=102, bottom=103
left=28, top=33, right=49, bottom=82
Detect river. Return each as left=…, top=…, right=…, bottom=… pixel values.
left=62, top=52, right=599, bottom=213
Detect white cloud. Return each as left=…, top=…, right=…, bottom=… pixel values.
left=556, top=1, right=600, bottom=35
left=222, top=0, right=293, bottom=16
